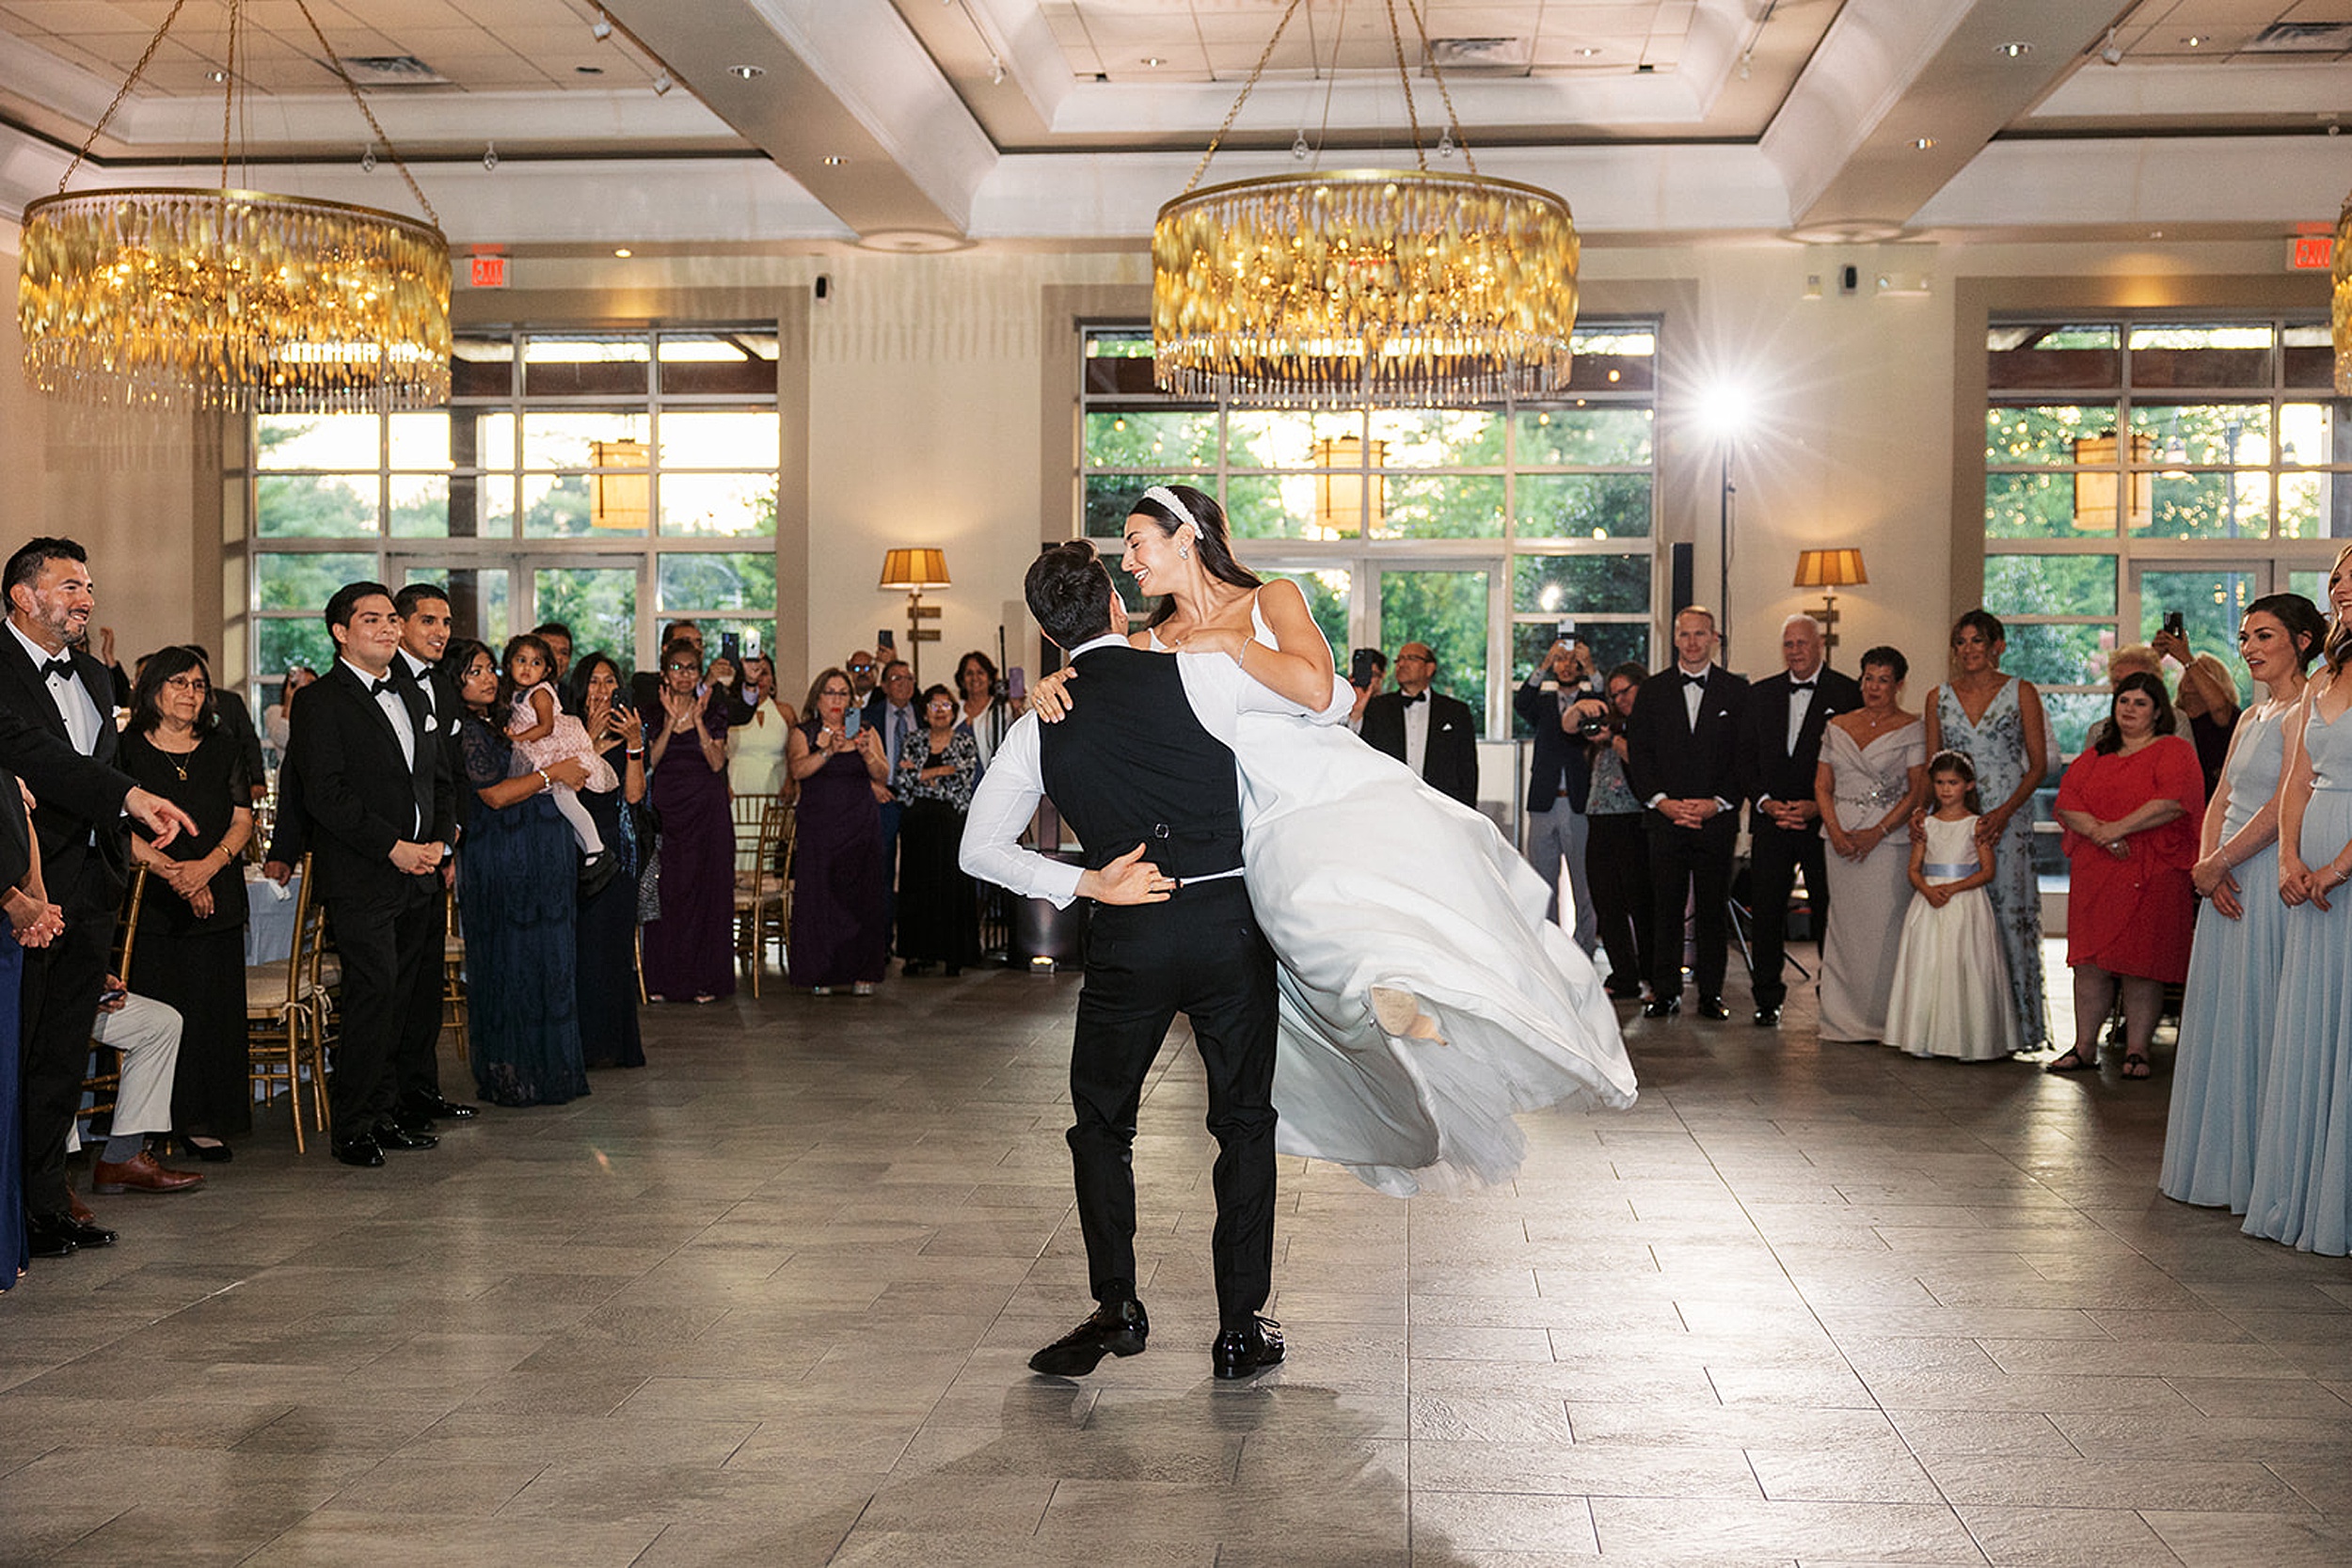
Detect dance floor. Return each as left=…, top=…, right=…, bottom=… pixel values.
left=4, top=948, right=2351, bottom=1566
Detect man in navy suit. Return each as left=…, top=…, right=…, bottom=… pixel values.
left=286, top=582, right=455, bottom=1167
left=1625, top=607, right=1749, bottom=1021
left=1737, top=614, right=1864, bottom=1027
left=0, top=538, right=199, bottom=1257
left=1360, top=642, right=1478, bottom=808
left=1516, top=635, right=1608, bottom=944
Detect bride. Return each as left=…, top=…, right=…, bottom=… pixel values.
left=1036, top=483, right=1637, bottom=1195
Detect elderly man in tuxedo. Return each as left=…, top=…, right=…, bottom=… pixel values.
left=1361, top=642, right=1478, bottom=807
left=1737, top=614, right=1863, bottom=1027
left=1624, top=606, right=1749, bottom=1021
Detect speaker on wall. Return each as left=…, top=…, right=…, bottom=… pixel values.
left=1670, top=541, right=1693, bottom=618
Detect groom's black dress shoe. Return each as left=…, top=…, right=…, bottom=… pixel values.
left=1695, top=996, right=1732, bottom=1022
left=1029, top=1299, right=1149, bottom=1376
left=1642, top=997, right=1680, bottom=1020
left=1213, top=1315, right=1284, bottom=1381
left=1753, top=1005, right=1783, bottom=1027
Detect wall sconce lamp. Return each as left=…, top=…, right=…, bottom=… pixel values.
left=1792, top=547, right=1867, bottom=650
left=879, top=546, right=950, bottom=680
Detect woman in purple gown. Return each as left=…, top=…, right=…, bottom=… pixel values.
left=639, top=638, right=736, bottom=1004
left=787, top=667, right=889, bottom=994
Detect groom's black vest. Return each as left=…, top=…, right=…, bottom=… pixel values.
left=1039, top=644, right=1245, bottom=882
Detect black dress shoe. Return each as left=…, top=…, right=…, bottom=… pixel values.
left=402, top=1093, right=477, bottom=1122
left=175, top=1136, right=233, bottom=1164
left=579, top=849, right=621, bottom=898
left=371, top=1121, right=438, bottom=1152
left=24, top=1212, right=77, bottom=1258
left=1029, top=1299, right=1149, bottom=1377
left=331, top=1134, right=385, bottom=1168
left=1642, top=996, right=1681, bottom=1019
left=1695, top=995, right=1732, bottom=1022
left=38, top=1211, right=116, bottom=1248
left=1212, top=1315, right=1285, bottom=1381
left=1753, top=1006, right=1783, bottom=1027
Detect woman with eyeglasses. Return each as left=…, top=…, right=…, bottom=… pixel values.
left=640, top=638, right=737, bottom=1005
left=119, top=645, right=254, bottom=1163
left=787, top=666, right=889, bottom=994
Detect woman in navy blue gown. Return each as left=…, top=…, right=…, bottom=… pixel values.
left=1, top=768, right=63, bottom=1287
left=564, top=652, right=647, bottom=1068
left=442, top=639, right=589, bottom=1108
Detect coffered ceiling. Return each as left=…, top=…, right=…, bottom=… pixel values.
left=0, top=0, right=2344, bottom=251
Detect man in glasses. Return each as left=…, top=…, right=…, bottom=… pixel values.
left=845, top=649, right=879, bottom=704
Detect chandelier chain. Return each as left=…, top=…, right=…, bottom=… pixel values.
left=219, top=0, right=240, bottom=191
left=1380, top=0, right=1425, bottom=171
left=1405, top=0, right=1475, bottom=175
left=56, top=0, right=194, bottom=192
left=1183, top=0, right=1308, bottom=196
left=292, top=0, right=438, bottom=226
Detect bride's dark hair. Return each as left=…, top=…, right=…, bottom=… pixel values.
left=1130, top=483, right=1261, bottom=627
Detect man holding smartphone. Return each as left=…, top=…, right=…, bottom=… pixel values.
left=1517, top=634, right=1607, bottom=948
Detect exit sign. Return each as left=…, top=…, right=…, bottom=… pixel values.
left=2291, top=235, right=2335, bottom=271
left=469, top=253, right=509, bottom=288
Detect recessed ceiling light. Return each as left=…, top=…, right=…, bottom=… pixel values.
left=2183, top=35, right=2204, bottom=47
left=822, top=155, right=848, bottom=166
left=1912, top=136, right=1936, bottom=150
left=728, top=64, right=764, bottom=80
left=1141, top=56, right=1164, bottom=67
left=1576, top=46, right=1601, bottom=57
left=575, top=65, right=603, bottom=75
left=1994, top=41, right=2031, bottom=58
left=613, top=247, right=632, bottom=258
left=208, top=70, right=228, bottom=82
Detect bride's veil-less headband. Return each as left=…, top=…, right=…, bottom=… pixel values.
left=1138, top=484, right=1201, bottom=541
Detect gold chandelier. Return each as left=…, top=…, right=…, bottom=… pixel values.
left=18, top=0, right=451, bottom=413
left=2335, top=191, right=2352, bottom=395
left=1152, top=0, right=1578, bottom=407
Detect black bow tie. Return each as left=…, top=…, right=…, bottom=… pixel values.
left=37, top=657, right=72, bottom=683
left=1399, top=690, right=1426, bottom=705
left=1789, top=679, right=1816, bottom=691
left=367, top=676, right=398, bottom=699
left=1683, top=673, right=1708, bottom=688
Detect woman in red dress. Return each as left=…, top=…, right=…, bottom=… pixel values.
left=2048, top=671, right=2205, bottom=1079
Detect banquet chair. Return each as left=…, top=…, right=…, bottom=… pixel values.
left=732, top=799, right=790, bottom=996
left=246, top=853, right=329, bottom=1150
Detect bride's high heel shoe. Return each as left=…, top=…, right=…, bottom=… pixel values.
left=1372, top=986, right=1447, bottom=1046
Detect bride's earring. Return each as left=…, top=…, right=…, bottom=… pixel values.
left=1178, top=546, right=1191, bottom=560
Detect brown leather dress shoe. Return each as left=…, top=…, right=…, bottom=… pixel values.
left=67, top=1192, right=97, bottom=1225
left=91, top=1150, right=205, bottom=1195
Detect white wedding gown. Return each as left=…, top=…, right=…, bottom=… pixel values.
left=1158, top=604, right=1640, bottom=1196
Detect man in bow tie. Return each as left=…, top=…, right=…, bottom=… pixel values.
left=1625, top=607, right=1749, bottom=1021
left=1736, top=615, right=1863, bottom=1027
left=1360, top=642, right=1478, bottom=807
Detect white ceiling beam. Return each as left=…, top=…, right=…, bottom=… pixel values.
left=1915, top=135, right=2352, bottom=231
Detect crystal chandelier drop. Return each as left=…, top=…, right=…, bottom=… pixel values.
left=1152, top=0, right=1579, bottom=407
left=18, top=0, right=451, bottom=413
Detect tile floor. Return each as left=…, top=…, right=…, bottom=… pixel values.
left=4, top=948, right=2351, bottom=1565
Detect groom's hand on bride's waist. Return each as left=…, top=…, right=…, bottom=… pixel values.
left=1079, top=843, right=1176, bottom=906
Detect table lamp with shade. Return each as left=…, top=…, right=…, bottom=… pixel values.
left=879, top=547, right=950, bottom=680
left=1791, top=548, right=1867, bottom=651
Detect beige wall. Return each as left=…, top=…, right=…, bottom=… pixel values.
left=0, top=236, right=2324, bottom=699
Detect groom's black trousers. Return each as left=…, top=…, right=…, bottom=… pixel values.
left=1067, top=877, right=1277, bottom=1331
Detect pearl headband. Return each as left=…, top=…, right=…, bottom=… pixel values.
left=1139, top=484, right=1202, bottom=544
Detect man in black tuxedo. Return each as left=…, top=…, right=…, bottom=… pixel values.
left=0, top=537, right=200, bottom=1257
left=389, top=584, right=478, bottom=1129
left=1737, top=614, right=1863, bottom=1027
left=286, top=582, right=455, bottom=1168
left=1516, top=636, right=1609, bottom=943
left=1624, top=606, right=1749, bottom=1021
left=961, top=542, right=1342, bottom=1382
left=1360, top=642, right=1478, bottom=807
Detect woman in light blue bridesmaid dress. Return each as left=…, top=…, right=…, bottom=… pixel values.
left=2160, top=594, right=2325, bottom=1212
left=2246, top=549, right=2352, bottom=1254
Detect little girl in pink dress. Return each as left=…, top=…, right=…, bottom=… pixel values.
left=502, top=635, right=616, bottom=868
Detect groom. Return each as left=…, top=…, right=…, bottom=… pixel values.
left=961, top=541, right=1340, bottom=1381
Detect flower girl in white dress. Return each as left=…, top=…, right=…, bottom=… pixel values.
left=1884, top=750, right=2020, bottom=1061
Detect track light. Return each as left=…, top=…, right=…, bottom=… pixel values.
left=2100, top=27, right=2123, bottom=66
left=591, top=11, right=612, bottom=41
left=651, top=71, right=673, bottom=96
